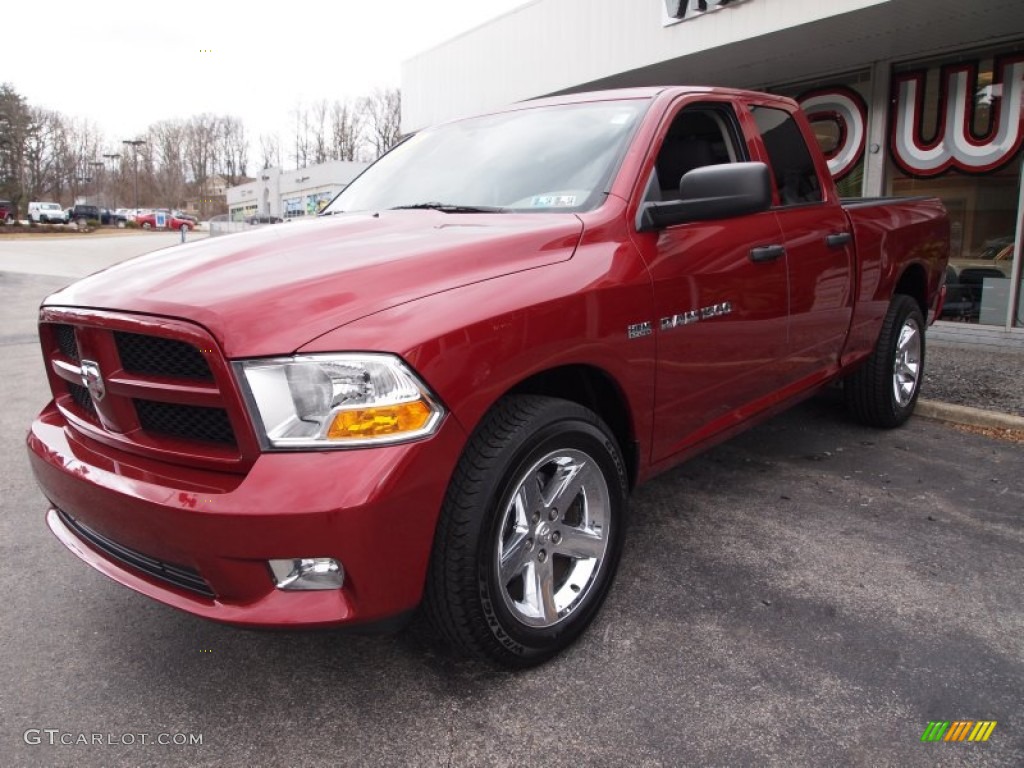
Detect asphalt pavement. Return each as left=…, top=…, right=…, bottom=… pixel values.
left=1, top=235, right=1022, bottom=766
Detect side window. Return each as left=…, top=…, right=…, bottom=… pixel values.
left=750, top=106, right=823, bottom=205
left=647, top=106, right=745, bottom=202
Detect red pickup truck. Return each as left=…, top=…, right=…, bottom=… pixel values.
left=27, top=87, right=948, bottom=667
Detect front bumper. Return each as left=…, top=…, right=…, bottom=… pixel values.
left=27, top=401, right=466, bottom=628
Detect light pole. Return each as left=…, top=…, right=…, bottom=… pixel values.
left=102, top=153, right=120, bottom=212
left=122, top=139, right=146, bottom=211
left=89, top=161, right=104, bottom=213
left=75, top=176, right=91, bottom=223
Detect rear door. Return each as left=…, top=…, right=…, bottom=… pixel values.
left=745, top=101, right=854, bottom=380
left=630, top=97, right=791, bottom=461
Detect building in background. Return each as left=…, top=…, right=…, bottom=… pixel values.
left=184, top=174, right=235, bottom=219
left=402, top=0, right=1024, bottom=334
left=226, top=160, right=368, bottom=221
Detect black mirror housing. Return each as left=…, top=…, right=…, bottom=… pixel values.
left=638, top=162, right=772, bottom=231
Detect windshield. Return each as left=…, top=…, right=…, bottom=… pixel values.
left=324, top=99, right=647, bottom=215
left=44, top=203, right=60, bottom=210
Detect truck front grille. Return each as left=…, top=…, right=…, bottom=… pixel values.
left=54, top=323, right=79, bottom=360
left=67, top=382, right=97, bottom=418
left=134, top=399, right=236, bottom=445
left=40, top=309, right=255, bottom=471
left=57, top=508, right=215, bottom=598
left=115, top=331, right=213, bottom=381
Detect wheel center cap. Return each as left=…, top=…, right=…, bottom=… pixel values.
left=536, top=522, right=551, bottom=540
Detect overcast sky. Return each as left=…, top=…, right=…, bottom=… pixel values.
left=1, top=0, right=526, bottom=155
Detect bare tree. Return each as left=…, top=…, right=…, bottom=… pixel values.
left=21, top=108, right=64, bottom=201
left=290, top=103, right=310, bottom=169
left=219, top=115, right=248, bottom=185
left=148, top=119, right=189, bottom=207
left=310, top=100, right=330, bottom=165
left=185, top=114, right=219, bottom=186
left=330, top=99, right=364, bottom=161
left=56, top=116, right=103, bottom=204
left=259, top=133, right=281, bottom=169
left=362, top=88, right=402, bottom=158
left=136, top=140, right=158, bottom=208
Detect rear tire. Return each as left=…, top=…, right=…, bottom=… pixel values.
left=424, top=395, right=628, bottom=668
left=845, top=294, right=925, bottom=428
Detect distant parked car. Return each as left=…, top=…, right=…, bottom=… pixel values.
left=135, top=211, right=194, bottom=231
left=28, top=202, right=68, bottom=224
left=68, top=204, right=102, bottom=225
left=107, top=209, right=130, bottom=226
left=172, top=210, right=199, bottom=225
left=0, top=199, right=16, bottom=225
left=245, top=213, right=284, bottom=224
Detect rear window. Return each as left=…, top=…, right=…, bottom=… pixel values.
left=750, top=106, right=822, bottom=205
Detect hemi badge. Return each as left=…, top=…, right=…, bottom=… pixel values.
left=627, top=321, right=653, bottom=339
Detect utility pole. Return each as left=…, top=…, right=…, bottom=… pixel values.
left=122, top=139, right=146, bottom=211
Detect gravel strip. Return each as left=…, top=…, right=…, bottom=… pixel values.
left=922, top=338, right=1024, bottom=418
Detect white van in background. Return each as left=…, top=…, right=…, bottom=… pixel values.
left=28, top=202, right=68, bottom=224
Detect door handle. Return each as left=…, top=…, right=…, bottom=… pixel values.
left=826, top=232, right=852, bottom=248
left=749, top=244, right=786, bottom=263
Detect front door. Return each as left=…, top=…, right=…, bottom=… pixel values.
left=630, top=100, right=791, bottom=462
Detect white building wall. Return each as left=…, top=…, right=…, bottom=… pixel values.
left=227, top=161, right=367, bottom=220
left=402, top=0, right=890, bottom=131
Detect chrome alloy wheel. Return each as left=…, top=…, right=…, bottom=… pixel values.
left=893, top=316, right=922, bottom=407
left=495, top=448, right=611, bottom=629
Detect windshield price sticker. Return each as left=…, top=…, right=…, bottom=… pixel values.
left=530, top=195, right=577, bottom=208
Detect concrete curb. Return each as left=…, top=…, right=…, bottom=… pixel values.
left=916, top=399, right=1024, bottom=431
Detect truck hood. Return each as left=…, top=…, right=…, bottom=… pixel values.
left=45, top=211, right=584, bottom=357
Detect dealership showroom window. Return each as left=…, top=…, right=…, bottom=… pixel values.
left=778, top=44, right=1023, bottom=329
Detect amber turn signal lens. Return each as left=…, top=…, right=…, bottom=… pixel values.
left=327, top=400, right=433, bottom=439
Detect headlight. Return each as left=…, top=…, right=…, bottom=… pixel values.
left=234, top=353, right=444, bottom=449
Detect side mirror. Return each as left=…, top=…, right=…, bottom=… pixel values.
left=638, top=162, right=772, bottom=231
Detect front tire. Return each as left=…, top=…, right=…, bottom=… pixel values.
left=424, top=395, right=628, bottom=667
left=845, top=294, right=925, bottom=427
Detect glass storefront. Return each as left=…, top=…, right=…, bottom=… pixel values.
left=776, top=45, right=1024, bottom=329
left=887, top=47, right=1022, bottom=328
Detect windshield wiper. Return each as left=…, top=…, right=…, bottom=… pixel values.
left=389, top=202, right=505, bottom=213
